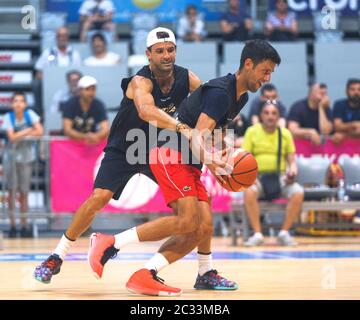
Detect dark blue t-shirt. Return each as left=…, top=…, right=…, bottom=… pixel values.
left=287, top=98, right=333, bottom=132
left=333, top=99, right=360, bottom=122
left=62, top=96, right=108, bottom=133
left=166, top=74, right=249, bottom=170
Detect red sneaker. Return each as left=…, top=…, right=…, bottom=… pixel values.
left=126, top=269, right=182, bottom=297
left=88, top=232, right=118, bottom=279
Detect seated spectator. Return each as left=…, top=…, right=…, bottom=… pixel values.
left=2, top=92, right=44, bottom=238
left=50, top=70, right=83, bottom=114
left=83, top=33, right=121, bottom=66
left=332, top=78, right=360, bottom=145
left=177, top=5, right=207, bottom=42
left=288, top=83, right=333, bottom=145
left=249, top=83, right=287, bottom=127
left=226, top=113, right=250, bottom=147
left=62, top=75, right=109, bottom=144
left=242, top=101, right=304, bottom=247
left=79, top=0, right=115, bottom=43
left=220, top=0, right=253, bottom=41
left=35, top=27, right=82, bottom=80
left=264, top=0, right=298, bottom=42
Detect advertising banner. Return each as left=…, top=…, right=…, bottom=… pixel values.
left=50, top=139, right=232, bottom=213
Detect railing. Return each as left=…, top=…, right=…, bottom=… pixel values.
left=0, top=136, right=57, bottom=238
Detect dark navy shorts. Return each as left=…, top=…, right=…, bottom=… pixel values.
left=94, top=150, right=156, bottom=200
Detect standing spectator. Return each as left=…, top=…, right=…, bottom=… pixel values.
left=249, top=83, right=287, bottom=127
left=177, top=5, right=207, bottom=42
left=264, top=0, right=298, bottom=41
left=242, top=101, right=304, bottom=246
left=35, top=27, right=82, bottom=80
left=50, top=70, right=83, bottom=114
left=62, top=76, right=109, bottom=144
left=332, top=78, right=360, bottom=144
left=2, top=92, right=44, bottom=238
left=79, top=0, right=115, bottom=43
left=220, top=0, right=253, bottom=41
left=287, top=83, right=333, bottom=145
left=83, top=33, right=121, bottom=66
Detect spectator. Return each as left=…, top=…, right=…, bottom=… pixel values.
left=2, top=92, right=44, bottom=238
left=79, top=0, right=115, bottom=43
left=332, top=78, right=360, bottom=145
left=177, top=5, right=207, bottom=42
left=249, top=83, right=287, bottom=127
left=83, top=33, right=121, bottom=66
left=220, top=0, right=253, bottom=41
left=242, top=101, right=304, bottom=246
left=264, top=0, right=298, bottom=42
left=226, top=113, right=250, bottom=147
left=288, top=83, right=333, bottom=145
left=50, top=70, right=83, bottom=114
left=35, top=27, right=82, bottom=80
left=62, top=75, right=109, bottom=144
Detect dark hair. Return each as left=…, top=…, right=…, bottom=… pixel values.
left=277, top=0, right=288, bottom=4
left=91, top=32, right=106, bottom=45
left=347, top=78, right=360, bottom=90
left=66, top=70, right=83, bottom=81
left=260, top=83, right=277, bottom=95
left=319, top=82, right=327, bottom=89
left=239, top=39, right=281, bottom=70
left=308, top=82, right=327, bottom=93
left=186, top=5, right=197, bottom=15
left=12, top=91, right=26, bottom=102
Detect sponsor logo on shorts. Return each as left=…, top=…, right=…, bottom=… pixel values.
left=183, top=186, right=191, bottom=191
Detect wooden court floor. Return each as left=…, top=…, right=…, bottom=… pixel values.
left=0, top=236, right=359, bottom=300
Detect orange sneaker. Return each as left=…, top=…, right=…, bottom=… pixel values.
left=88, top=232, right=119, bottom=279
left=126, top=268, right=182, bottom=297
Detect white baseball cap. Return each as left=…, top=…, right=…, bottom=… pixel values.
left=146, top=27, right=176, bottom=48
left=78, top=75, right=97, bottom=88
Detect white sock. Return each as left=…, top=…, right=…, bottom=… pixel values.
left=254, top=232, right=264, bottom=239
left=53, top=234, right=75, bottom=260
left=198, top=252, right=213, bottom=276
left=144, top=253, right=169, bottom=273
left=278, top=230, right=289, bottom=237
left=114, top=227, right=139, bottom=250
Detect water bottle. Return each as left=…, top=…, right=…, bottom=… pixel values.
left=337, top=179, right=345, bottom=201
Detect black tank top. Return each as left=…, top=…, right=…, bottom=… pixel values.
left=105, top=65, right=190, bottom=156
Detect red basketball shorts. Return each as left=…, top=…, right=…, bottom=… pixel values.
left=150, top=147, right=209, bottom=206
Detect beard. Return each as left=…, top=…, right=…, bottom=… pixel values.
left=348, top=96, right=360, bottom=106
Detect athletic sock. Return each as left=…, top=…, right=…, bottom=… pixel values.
left=53, top=234, right=75, bottom=260
left=144, top=253, right=169, bottom=273
left=198, top=252, right=213, bottom=276
left=114, top=227, right=139, bottom=250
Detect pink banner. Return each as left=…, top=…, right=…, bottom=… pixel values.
left=50, top=140, right=231, bottom=214
left=294, top=138, right=360, bottom=161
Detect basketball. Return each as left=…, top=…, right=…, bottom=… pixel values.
left=216, top=149, right=258, bottom=192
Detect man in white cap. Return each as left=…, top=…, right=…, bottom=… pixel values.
left=35, top=27, right=236, bottom=296
left=62, top=75, right=109, bottom=144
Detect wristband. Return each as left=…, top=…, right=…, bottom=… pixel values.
left=176, top=121, right=188, bottom=132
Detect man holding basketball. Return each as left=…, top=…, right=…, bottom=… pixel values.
left=34, top=27, right=235, bottom=292
left=89, top=39, right=281, bottom=296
